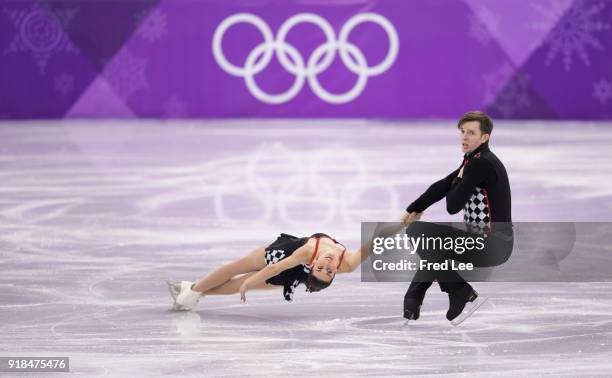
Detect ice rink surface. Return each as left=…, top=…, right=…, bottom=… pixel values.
left=1, top=120, right=612, bottom=377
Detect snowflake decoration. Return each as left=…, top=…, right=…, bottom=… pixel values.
left=468, top=15, right=492, bottom=45
left=528, top=0, right=573, bottom=53
left=163, top=96, right=187, bottom=118
left=530, top=0, right=573, bottom=30
left=55, top=73, right=74, bottom=95
left=2, top=2, right=78, bottom=73
left=484, top=62, right=531, bottom=117
left=535, top=0, right=609, bottom=71
left=103, top=49, right=148, bottom=100
left=592, top=78, right=612, bottom=104
left=482, top=62, right=514, bottom=105
left=135, top=8, right=168, bottom=43
left=468, top=7, right=501, bottom=46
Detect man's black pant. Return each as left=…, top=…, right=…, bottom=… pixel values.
left=404, top=221, right=513, bottom=305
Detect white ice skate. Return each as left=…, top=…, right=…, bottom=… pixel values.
left=173, top=281, right=202, bottom=311
left=450, top=295, right=488, bottom=326
left=166, top=280, right=182, bottom=301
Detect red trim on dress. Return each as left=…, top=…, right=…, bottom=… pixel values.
left=309, top=237, right=321, bottom=265
left=308, top=235, right=346, bottom=269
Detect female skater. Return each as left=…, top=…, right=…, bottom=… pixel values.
left=168, top=213, right=422, bottom=310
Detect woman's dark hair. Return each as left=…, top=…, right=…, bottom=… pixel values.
left=306, top=271, right=333, bottom=292
left=457, top=111, right=494, bottom=135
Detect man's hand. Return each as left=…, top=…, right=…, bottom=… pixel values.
left=401, top=211, right=423, bottom=225
left=452, top=167, right=464, bottom=186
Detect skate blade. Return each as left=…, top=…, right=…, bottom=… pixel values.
left=166, top=280, right=181, bottom=301
left=451, top=296, right=488, bottom=326
left=172, top=302, right=191, bottom=311
left=401, top=319, right=414, bottom=328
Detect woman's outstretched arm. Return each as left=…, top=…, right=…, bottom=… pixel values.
left=238, top=249, right=306, bottom=301
left=339, top=212, right=423, bottom=273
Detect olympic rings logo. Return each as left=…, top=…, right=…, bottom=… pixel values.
left=212, top=13, right=399, bottom=104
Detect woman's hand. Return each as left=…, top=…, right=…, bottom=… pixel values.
left=239, top=282, right=249, bottom=302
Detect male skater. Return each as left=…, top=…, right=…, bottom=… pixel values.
left=402, top=111, right=513, bottom=325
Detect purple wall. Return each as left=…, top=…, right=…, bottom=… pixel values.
left=1, top=0, right=611, bottom=120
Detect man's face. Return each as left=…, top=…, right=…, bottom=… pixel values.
left=460, top=121, right=489, bottom=154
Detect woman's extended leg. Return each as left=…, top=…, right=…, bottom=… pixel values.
left=191, top=246, right=267, bottom=293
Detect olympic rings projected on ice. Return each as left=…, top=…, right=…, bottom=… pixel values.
left=211, top=144, right=400, bottom=226
left=212, top=12, right=399, bottom=104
